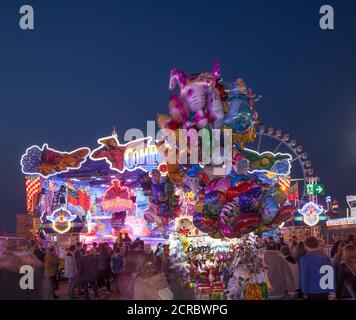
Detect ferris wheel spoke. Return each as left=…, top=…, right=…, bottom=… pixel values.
left=257, top=131, right=262, bottom=152
left=273, top=140, right=283, bottom=153
left=255, top=126, right=310, bottom=202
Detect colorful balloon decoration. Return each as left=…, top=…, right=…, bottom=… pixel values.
left=157, top=59, right=295, bottom=239
left=139, top=169, right=178, bottom=238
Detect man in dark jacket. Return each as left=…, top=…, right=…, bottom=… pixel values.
left=78, top=248, right=99, bottom=300
left=97, top=244, right=111, bottom=293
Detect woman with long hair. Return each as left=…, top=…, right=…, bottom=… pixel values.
left=336, top=244, right=356, bottom=300
left=332, top=241, right=347, bottom=278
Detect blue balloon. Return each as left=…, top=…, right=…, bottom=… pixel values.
left=259, top=196, right=279, bottom=224
left=239, top=195, right=257, bottom=212
left=186, top=164, right=203, bottom=177
left=247, top=187, right=262, bottom=199
left=203, top=191, right=224, bottom=206
left=231, top=173, right=249, bottom=186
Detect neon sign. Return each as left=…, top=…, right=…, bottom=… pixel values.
left=102, top=179, right=135, bottom=212
left=90, top=135, right=163, bottom=173
left=25, top=176, right=41, bottom=212
left=242, top=148, right=292, bottom=176
left=327, top=217, right=356, bottom=227
left=297, top=202, right=325, bottom=226
left=21, top=144, right=90, bottom=178
left=46, top=208, right=77, bottom=234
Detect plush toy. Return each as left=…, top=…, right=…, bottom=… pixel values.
left=176, top=218, right=195, bottom=237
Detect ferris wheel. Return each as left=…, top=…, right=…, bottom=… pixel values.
left=246, top=125, right=315, bottom=202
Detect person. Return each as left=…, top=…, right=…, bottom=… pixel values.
left=332, top=241, right=347, bottom=279
left=78, top=248, right=99, bottom=300
left=256, top=236, right=266, bottom=251
left=90, top=242, right=98, bottom=255
left=145, top=244, right=163, bottom=271
left=331, top=235, right=343, bottom=259
left=110, top=247, right=124, bottom=298
left=122, top=233, right=132, bottom=246
left=44, top=247, right=59, bottom=300
left=97, top=243, right=111, bottom=293
left=267, top=237, right=275, bottom=244
left=346, top=234, right=356, bottom=245
left=74, top=242, right=84, bottom=295
left=280, top=245, right=299, bottom=292
left=123, top=243, right=148, bottom=299
left=117, top=233, right=124, bottom=245
left=299, top=236, right=334, bottom=300
left=133, top=254, right=173, bottom=300
left=74, top=242, right=82, bottom=268
left=112, top=242, right=118, bottom=254
left=293, top=241, right=306, bottom=262
left=31, top=240, right=45, bottom=262
left=139, top=240, right=145, bottom=251
left=263, top=242, right=296, bottom=299
left=64, top=245, right=78, bottom=300
left=155, top=243, right=162, bottom=255
left=278, top=237, right=286, bottom=250
left=83, top=244, right=88, bottom=254
left=0, top=240, right=44, bottom=300
left=130, top=237, right=141, bottom=250
left=336, top=244, right=356, bottom=300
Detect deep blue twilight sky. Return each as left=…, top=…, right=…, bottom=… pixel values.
left=0, top=0, right=355, bottom=232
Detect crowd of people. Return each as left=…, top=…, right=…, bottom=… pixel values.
left=0, top=232, right=356, bottom=300
left=260, top=234, right=356, bottom=300
left=37, top=234, right=173, bottom=300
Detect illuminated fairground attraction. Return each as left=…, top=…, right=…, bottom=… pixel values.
left=20, top=59, right=334, bottom=299
left=21, top=130, right=173, bottom=247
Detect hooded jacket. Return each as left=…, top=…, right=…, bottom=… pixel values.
left=263, top=250, right=296, bottom=298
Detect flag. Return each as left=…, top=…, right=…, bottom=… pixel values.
left=25, top=176, right=41, bottom=212
left=278, top=176, right=290, bottom=193
left=78, top=190, right=91, bottom=211
left=66, top=182, right=90, bottom=210
left=288, top=182, right=299, bottom=201
left=67, top=182, right=79, bottom=206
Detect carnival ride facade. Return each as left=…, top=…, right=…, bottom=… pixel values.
left=21, top=133, right=172, bottom=245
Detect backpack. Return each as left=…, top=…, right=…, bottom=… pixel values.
left=111, top=255, right=124, bottom=274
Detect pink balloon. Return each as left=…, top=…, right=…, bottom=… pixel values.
left=207, top=177, right=231, bottom=193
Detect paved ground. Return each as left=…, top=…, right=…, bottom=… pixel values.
left=55, top=276, right=134, bottom=300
